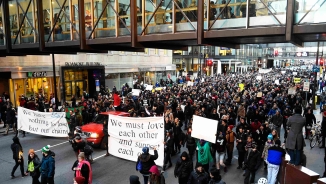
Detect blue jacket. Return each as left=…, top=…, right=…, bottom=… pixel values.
left=267, top=146, right=286, bottom=165
left=40, top=154, right=55, bottom=177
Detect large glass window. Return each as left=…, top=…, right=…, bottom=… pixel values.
left=64, top=69, right=88, bottom=100
left=295, top=0, right=326, bottom=24
left=105, top=73, right=119, bottom=90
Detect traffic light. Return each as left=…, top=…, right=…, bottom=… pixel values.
left=207, top=59, right=213, bottom=66
left=182, top=62, right=185, bottom=68
left=320, top=57, right=324, bottom=66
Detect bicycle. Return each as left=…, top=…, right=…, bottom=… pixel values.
left=310, top=126, right=322, bottom=148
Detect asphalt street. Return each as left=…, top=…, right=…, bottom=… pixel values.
left=0, top=111, right=325, bottom=184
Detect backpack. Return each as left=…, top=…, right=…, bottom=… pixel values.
left=136, top=159, right=142, bottom=171
left=84, top=144, right=93, bottom=155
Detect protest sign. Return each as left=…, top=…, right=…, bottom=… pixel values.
left=257, top=92, right=263, bottom=97
left=187, top=81, right=194, bottom=86
left=145, top=85, right=153, bottom=91
left=239, top=83, right=244, bottom=91
left=132, top=89, right=141, bottom=96
left=17, top=107, right=69, bottom=137
left=294, top=78, right=301, bottom=83
left=303, top=82, right=310, bottom=92
left=288, top=87, right=296, bottom=95
left=192, top=115, right=218, bottom=143
left=108, top=115, right=164, bottom=166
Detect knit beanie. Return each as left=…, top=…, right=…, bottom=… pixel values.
left=74, top=176, right=85, bottom=184
left=42, top=145, right=50, bottom=153
left=142, top=147, right=149, bottom=154
left=28, top=149, right=35, bottom=154
left=267, top=134, right=273, bottom=140
left=228, top=125, right=234, bottom=130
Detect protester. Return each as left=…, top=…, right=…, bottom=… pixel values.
left=214, top=134, right=227, bottom=172
left=209, top=168, right=226, bottom=184
left=267, top=140, right=286, bottom=184
left=174, top=151, right=193, bottom=184
left=149, top=165, right=165, bottom=184
left=188, top=162, right=210, bottom=184
left=225, top=125, right=236, bottom=165
left=197, top=139, right=214, bottom=173
left=11, top=136, right=27, bottom=178
left=136, top=147, right=158, bottom=184
left=261, top=134, right=274, bottom=169
left=163, top=130, right=174, bottom=171
left=129, top=175, right=141, bottom=184
left=72, top=152, right=92, bottom=184
left=40, top=145, right=55, bottom=184
left=244, top=143, right=261, bottom=184
left=185, top=127, right=196, bottom=161
left=236, top=126, right=247, bottom=169
left=285, top=107, right=306, bottom=165
left=103, top=120, right=110, bottom=156
left=25, top=149, right=41, bottom=184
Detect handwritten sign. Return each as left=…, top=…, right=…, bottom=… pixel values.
left=17, top=107, right=69, bottom=137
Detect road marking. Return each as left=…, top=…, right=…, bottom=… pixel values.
left=93, top=154, right=106, bottom=160
left=35, top=141, right=69, bottom=152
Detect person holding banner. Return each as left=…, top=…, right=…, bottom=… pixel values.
left=197, top=139, right=214, bottom=173
left=11, top=136, right=27, bottom=179
left=136, top=147, right=158, bottom=184
left=163, top=130, right=174, bottom=171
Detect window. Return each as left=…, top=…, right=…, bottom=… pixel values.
left=108, top=51, right=113, bottom=55
left=155, top=49, right=158, bottom=55
left=132, top=52, right=137, bottom=55
left=144, top=48, right=149, bottom=55
left=120, top=51, right=125, bottom=55
left=164, top=50, right=168, bottom=56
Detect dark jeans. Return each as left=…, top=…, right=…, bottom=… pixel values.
left=244, top=169, right=256, bottom=184
left=32, top=174, right=41, bottom=184
left=164, top=151, right=172, bottom=168
left=11, top=158, right=24, bottom=176
left=226, top=143, right=234, bottom=163
left=238, top=151, right=245, bottom=167
left=41, top=176, right=54, bottom=184
left=187, top=146, right=195, bottom=161
left=142, top=175, right=149, bottom=184
left=289, top=149, right=301, bottom=165
left=178, top=177, right=188, bottom=184
left=174, top=138, right=181, bottom=153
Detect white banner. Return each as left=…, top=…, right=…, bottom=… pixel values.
left=17, top=107, right=69, bottom=137
left=192, top=115, right=218, bottom=143
left=132, top=89, right=141, bottom=96
left=108, top=115, right=164, bottom=166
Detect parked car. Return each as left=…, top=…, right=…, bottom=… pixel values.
left=81, top=111, right=130, bottom=149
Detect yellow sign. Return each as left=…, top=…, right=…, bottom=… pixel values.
left=321, top=66, right=323, bottom=75
left=239, top=83, right=244, bottom=91
left=293, top=78, right=301, bottom=83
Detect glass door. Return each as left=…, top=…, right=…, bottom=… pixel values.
left=65, top=81, right=72, bottom=100
left=75, top=81, right=83, bottom=98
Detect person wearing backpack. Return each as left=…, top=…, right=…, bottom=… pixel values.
left=25, top=149, right=41, bottom=184
left=149, top=165, right=165, bottom=184
left=136, top=147, right=158, bottom=184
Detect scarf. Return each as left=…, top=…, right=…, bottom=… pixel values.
left=76, top=160, right=92, bottom=184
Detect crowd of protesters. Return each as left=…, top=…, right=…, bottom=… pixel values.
left=3, top=67, right=326, bottom=183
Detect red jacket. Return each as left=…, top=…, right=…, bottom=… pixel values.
left=113, top=94, right=121, bottom=107
left=251, top=121, right=261, bottom=133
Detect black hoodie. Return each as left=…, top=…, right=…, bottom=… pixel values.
left=174, top=151, right=193, bottom=179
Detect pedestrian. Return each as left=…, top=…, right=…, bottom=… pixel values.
left=185, top=127, right=196, bottom=161
left=163, top=130, right=174, bottom=171
left=225, top=125, right=236, bottom=165
left=5, top=105, right=16, bottom=135
left=285, top=107, right=306, bottom=165
left=149, top=165, right=165, bottom=184
left=187, top=162, right=210, bottom=184
left=72, top=152, right=92, bottom=184
left=267, top=139, right=286, bottom=184
left=269, top=111, right=283, bottom=137
left=136, top=147, right=158, bottom=184
left=209, top=168, right=226, bottom=184
left=244, top=143, right=261, bottom=184
left=11, top=136, right=27, bottom=178
left=236, top=126, right=247, bottom=169
left=25, top=149, right=41, bottom=184
left=40, top=145, right=55, bottom=184
left=214, top=134, right=227, bottom=172
left=197, top=139, right=214, bottom=173
left=174, top=151, right=193, bottom=184
left=74, top=176, right=85, bottom=184
left=321, top=111, right=326, bottom=148
left=103, top=120, right=110, bottom=156
left=71, top=135, right=86, bottom=159
left=261, top=134, right=274, bottom=169
left=129, top=175, right=141, bottom=184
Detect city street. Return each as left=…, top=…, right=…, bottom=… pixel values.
left=0, top=111, right=325, bottom=184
